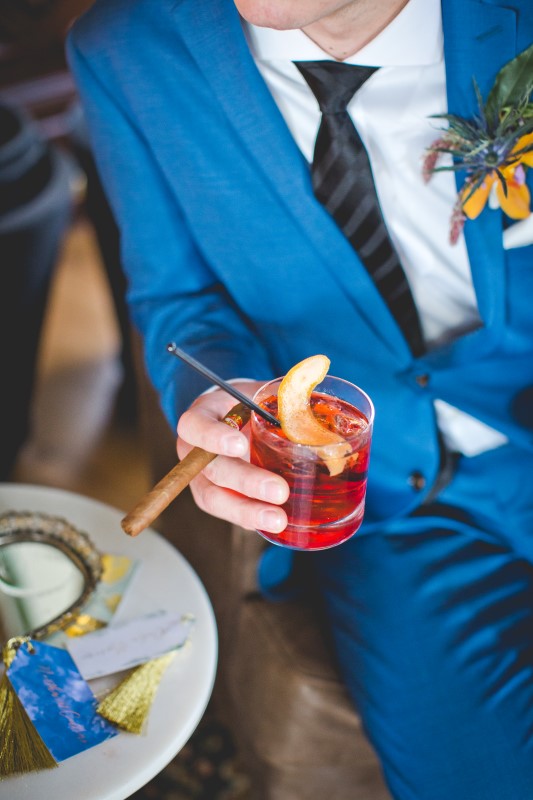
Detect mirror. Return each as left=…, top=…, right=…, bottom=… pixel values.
left=0, top=511, right=102, bottom=641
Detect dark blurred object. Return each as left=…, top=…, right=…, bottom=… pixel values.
left=0, top=0, right=90, bottom=48
left=0, top=1, right=93, bottom=138
left=0, top=101, right=75, bottom=478
left=0, top=0, right=136, bottom=476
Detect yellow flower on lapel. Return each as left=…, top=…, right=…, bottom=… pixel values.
left=462, top=133, right=533, bottom=220
left=423, top=45, right=533, bottom=244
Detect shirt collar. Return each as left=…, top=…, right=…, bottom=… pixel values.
left=244, top=0, right=443, bottom=67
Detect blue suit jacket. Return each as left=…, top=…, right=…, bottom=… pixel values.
left=68, top=0, right=533, bottom=531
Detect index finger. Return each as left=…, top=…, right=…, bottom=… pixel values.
left=177, top=396, right=249, bottom=458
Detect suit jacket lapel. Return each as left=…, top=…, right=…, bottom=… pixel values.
left=442, top=0, right=517, bottom=342
left=172, top=0, right=412, bottom=361
left=173, top=0, right=518, bottom=360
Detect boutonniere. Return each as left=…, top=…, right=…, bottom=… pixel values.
left=423, top=43, right=533, bottom=244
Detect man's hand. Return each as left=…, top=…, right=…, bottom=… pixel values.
left=177, top=382, right=289, bottom=532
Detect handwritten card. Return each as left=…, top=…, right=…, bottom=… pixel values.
left=67, top=610, right=194, bottom=680
left=7, top=640, right=118, bottom=762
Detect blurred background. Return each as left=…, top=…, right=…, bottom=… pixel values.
left=0, top=3, right=251, bottom=797
left=0, top=0, right=147, bottom=504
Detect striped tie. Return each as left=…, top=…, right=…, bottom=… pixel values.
left=295, top=60, right=425, bottom=357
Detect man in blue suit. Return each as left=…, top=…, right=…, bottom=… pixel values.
left=68, top=0, right=533, bottom=796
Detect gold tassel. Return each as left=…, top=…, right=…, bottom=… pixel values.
left=97, top=651, right=177, bottom=734
left=0, top=639, right=57, bottom=778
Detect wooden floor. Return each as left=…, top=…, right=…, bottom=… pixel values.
left=11, top=216, right=151, bottom=513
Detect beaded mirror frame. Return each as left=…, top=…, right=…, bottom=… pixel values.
left=0, top=511, right=102, bottom=640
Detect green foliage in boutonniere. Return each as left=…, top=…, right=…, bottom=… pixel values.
left=423, top=43, right=533, bottom=244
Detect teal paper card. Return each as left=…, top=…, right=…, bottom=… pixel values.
left=8, top=639, right=118, bottom=762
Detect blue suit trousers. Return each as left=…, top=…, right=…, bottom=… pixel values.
left=309, top=443, right=533, bottom=799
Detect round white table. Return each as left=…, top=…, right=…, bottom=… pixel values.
left=0, top=483, right=218, bottom=800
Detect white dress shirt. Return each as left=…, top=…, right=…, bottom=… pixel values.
left=242, top=0, right=509, bottom=456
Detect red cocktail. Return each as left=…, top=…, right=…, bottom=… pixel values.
left=250, top=376, right=373, bottom=550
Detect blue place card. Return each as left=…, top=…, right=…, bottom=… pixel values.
left=8, top=639, right=118, bottom=762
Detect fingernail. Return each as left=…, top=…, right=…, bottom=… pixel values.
left=222, top=434, right=247, bottom=457
left=258, top=509, right=285, bottom=533
left=259, top=480, right=287, bottom=504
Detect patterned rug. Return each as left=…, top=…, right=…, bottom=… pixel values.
left=129, top=715, right=252, bottom=800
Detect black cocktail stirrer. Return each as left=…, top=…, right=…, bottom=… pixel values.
left=166, top=343, right=281, bottom=427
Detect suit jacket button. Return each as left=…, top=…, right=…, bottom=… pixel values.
left=408, top=471, right=426, bottom=491
left=415, top=373, right=430, bottom=388
left=511, top=387, right=533, bottom=430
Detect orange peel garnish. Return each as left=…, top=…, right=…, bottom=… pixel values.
left=277, top=355, right=351, bottom=476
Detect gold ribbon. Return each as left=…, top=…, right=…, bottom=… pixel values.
left=97, top=651, right=177, bottom=734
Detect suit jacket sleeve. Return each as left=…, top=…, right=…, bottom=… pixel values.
left=66, top=34, right=274, bottom=430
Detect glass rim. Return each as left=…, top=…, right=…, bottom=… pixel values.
left=251, top=374, right=374, bottom=454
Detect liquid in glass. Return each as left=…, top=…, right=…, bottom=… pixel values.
left=250, top=376, right=373, bottom=550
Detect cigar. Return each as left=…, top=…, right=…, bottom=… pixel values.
left=121, top=403, right=251, bottom=537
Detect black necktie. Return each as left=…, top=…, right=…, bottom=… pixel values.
left=295, top=60, right=425, bottom=357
